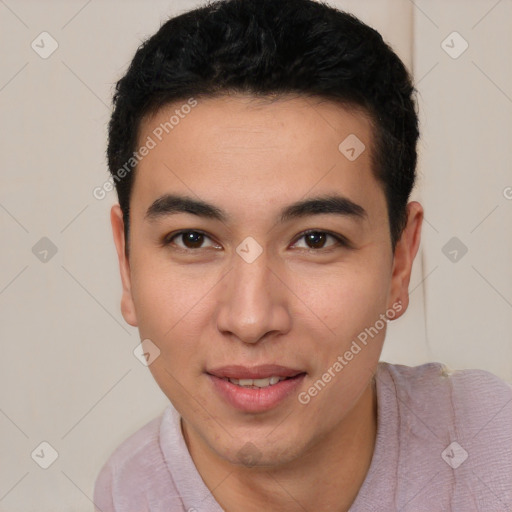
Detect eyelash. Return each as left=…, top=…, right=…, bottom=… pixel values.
left=161, top=229, right=352, bottom=253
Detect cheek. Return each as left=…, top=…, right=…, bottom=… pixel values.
left=294, top=259, right=391, bottom=342
left=129, top=258, right=222, bottom=375
left=131, top=269, right=206, bottom=406
left=130, top=253, right=200, bottom=330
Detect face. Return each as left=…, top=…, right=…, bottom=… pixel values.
left=111, top=94, right=422, bottom=468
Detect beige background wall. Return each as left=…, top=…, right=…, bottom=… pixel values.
left=1, top=0, right=510, bottom=510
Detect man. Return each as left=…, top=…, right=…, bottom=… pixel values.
left=94, top=0, right=512, bottom=510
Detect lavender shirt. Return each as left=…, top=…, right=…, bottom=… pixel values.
left=93, top=362, right=512, bottom=511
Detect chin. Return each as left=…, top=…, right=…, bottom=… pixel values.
left=211, top=432, right=307, bottom=469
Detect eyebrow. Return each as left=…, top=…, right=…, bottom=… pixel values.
left=144, top=193, right=367, bottom=224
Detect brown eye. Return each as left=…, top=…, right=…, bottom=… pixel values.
left=163, top=230, right=218, bottom=250
left=180, top=231, right=205, bottom=249
left=293, top=230, right=347, bottom=250
left=304, top=232, right=329, bottom=249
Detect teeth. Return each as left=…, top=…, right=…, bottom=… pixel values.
left=228, top=376, right=286, bottom=388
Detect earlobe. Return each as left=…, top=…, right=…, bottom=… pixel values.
left=110, top=204, right=138, bottom=327
left=387, top=201, right=423, bottom=320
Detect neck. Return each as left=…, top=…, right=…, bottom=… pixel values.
left=182, top=377, right=378, bottom=512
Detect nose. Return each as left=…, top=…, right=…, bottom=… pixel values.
left=215, top=248, right=291, bottom=344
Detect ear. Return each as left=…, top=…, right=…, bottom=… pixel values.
left=111, top=204, right=138, bottom=327
left=386, top=201, right=423, bottom=320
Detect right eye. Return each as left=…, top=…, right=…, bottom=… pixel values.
left=162, top=230, right=221, bottom=251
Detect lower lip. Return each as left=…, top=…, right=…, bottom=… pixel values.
left=207, top=373, right=306, bottom=413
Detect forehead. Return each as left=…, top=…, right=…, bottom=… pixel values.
left=131, top=94, right=385, bottom=227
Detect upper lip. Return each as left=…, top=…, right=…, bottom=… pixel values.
left=207, top=365, right=305, bottom=379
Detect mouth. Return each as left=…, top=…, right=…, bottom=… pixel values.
left=206, top=365, right=307, bottom=412
left=207, top=364, right=305, bottom=383
left=222, top=375, right=297, bottom=389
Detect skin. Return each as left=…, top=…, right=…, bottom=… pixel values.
left=111, top=94, right=423, bottom=512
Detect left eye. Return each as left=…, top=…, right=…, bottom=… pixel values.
left=163, top=230, right=347, bottom=251
left=293, top=230, right=345, bottom=250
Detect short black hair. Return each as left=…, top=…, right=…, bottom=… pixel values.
left=107, top=0, right=419, bottom=257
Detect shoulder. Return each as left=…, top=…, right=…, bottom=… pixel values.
left=376, top=361, right=512, bottom=453
left=378, top=361, right=512, bottom=433
left=373, top=362, right=512, bottom=509
left=379, top=360, right=512, bottom=415
left=93, top=408, right=173, bottom=511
